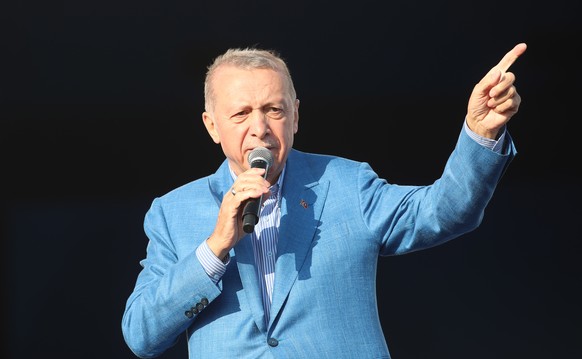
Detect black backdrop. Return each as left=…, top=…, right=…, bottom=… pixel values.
left=2, top=1, right=581, bottom=358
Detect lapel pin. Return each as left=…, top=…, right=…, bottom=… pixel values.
left=300, top=199, right=308, bottom=209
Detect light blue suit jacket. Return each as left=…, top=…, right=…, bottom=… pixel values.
left=122, top=128, right=515, bottom=358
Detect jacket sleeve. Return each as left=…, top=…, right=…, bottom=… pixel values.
left=121, top=197, right=223, bottom=358
left=359, top=126, right=517, bottom=256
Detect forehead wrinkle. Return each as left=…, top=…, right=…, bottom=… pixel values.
left=221, top=79, right=286, bottom=111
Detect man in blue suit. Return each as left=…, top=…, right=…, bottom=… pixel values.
left=122, top=43, right=527, bottom=358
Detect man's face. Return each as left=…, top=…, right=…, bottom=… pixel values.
left=202, top=65, right=299, bottom=184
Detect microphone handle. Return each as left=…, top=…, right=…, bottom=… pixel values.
left=242, top=199, right=262, bottom=233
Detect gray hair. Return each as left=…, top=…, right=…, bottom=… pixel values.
left=204, top=47, right=297, bottom=112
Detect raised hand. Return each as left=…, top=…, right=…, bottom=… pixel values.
left=466, top=43, right=527, bottom=139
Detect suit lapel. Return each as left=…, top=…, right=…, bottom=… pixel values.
left=269, top=156, right=328, bottom=328
left=233, top=232, right=268, bottom=332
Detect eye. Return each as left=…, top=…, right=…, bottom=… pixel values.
left=230, top=109, right=250, bottom=122
left=266, top=107, right=284, bottom=119
left=234, top=111, right=247, bottom=117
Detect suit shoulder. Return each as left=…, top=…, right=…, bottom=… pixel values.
left=290, top=148, right=367, bottom=172
left=149, top=174, right=214, bottom=206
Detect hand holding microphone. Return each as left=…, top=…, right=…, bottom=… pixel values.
left=206, top=147, right=273, bottom=260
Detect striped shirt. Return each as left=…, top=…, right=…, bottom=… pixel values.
left=251, top=181, right=281, bottom=324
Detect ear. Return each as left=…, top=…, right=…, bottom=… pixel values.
left=202, top=112, right=220, bottom=144
left=293, top=99, right=300, bottom=134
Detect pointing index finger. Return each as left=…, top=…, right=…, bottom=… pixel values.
left=496, top=43, right=527, bottom=73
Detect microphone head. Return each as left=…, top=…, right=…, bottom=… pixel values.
left=248, top=147, right=274, bottom=168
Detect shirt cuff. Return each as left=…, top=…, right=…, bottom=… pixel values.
left=463, top=120, right=506, bottom=154
left=195, top=240, right=229, bottom=284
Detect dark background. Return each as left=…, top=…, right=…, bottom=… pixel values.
left=2, top=1, right=581, bottom=358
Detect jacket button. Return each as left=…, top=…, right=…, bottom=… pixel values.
left=196, top=303, right=204, bottom=311
left=267, top=338, right=278, bottom=347
left=185, top=310, right=193, bottom=318
left=201, top=297, right=209, bottom=306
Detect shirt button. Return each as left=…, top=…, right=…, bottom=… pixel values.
left=267, top=251, right=273, bottom=257
left=267, top=338, right=279, bottom=347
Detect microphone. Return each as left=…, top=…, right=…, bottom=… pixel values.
left=242, top=147, right=274, bottom=233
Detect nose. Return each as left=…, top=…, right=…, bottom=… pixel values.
left=249, top=109, right=269, bottom=138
